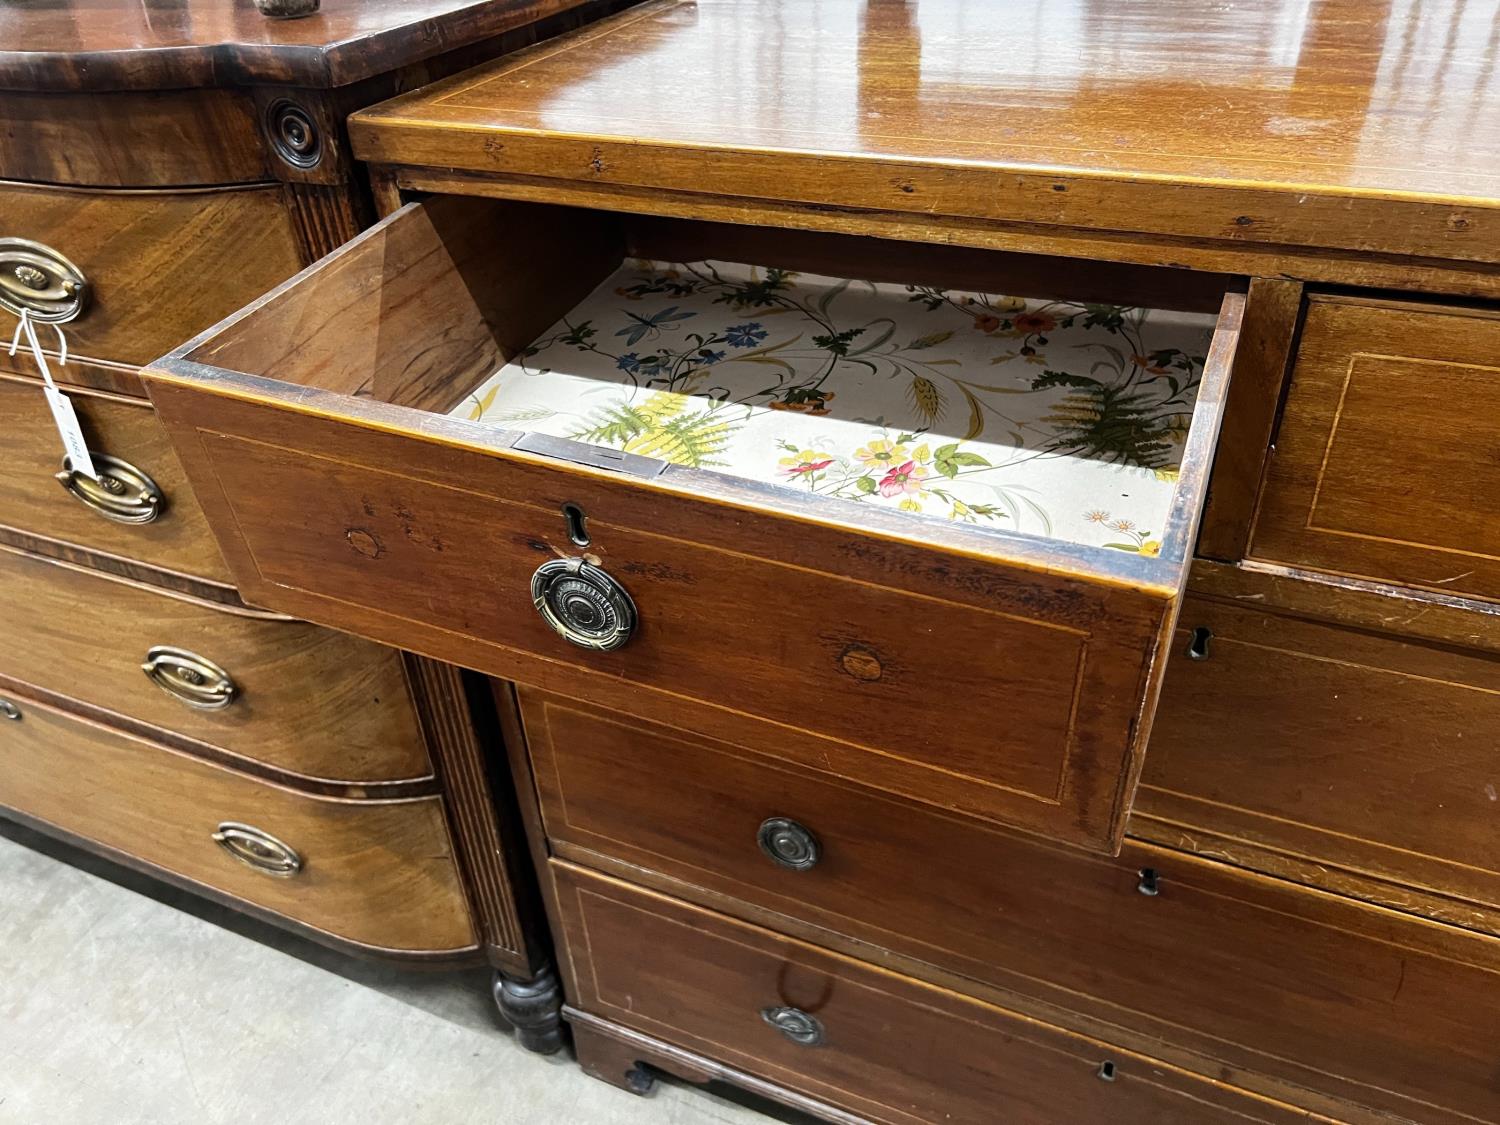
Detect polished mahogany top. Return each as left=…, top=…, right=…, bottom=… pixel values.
left=352, top=0, right=1500, bottom=265
left=0, top=0, right=599, bottom=91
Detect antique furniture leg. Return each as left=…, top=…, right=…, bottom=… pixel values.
left=492, top=964, right=565, bottom=1055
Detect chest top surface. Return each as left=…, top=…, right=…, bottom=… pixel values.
left=350, top=0, right=1500, bottom=265
left=0, top=0, right=598, bottom=91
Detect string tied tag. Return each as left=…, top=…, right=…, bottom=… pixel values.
left=8, top=308, right=97, bottom=481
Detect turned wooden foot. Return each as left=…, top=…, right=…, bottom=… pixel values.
left=572, top=1020, right=659, bottom=1095
left=492, top=965, right=565, bottom=1055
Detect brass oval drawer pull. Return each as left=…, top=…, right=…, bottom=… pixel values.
left=212, top=822, right=302, bottom=878
left=142, top=646, right=238, bottom=710
left=757, top=817, right=821, bottom=871
left=0, top=238, right=88, bottom=324
left=760, top=1006, right=825, bottom=1047
left=531, top=557, right=636, bottom=651
left=56, top=452, right=164, bottom=525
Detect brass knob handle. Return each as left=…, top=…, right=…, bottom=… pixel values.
left=761, top=1006, right=825, bottom=1047
left=0, top=238, right=88, bottom=323
left=0, top=698, right=21, bottom=721
left=531, top=557, right=636, bottom=651
left=212, top=822, right=302, bottom=877
left=757, top=817, right=821, bottom=871
left=56, top=452, right=164, bottom=525
left=143, top=646, right=238, bottom=710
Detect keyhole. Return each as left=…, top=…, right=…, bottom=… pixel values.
left=1097, top=1060, right=1117, bottom=1082
left=1137, top=868, right=1160, bottom=896
left=1187, top=626, right=1212, bottom=661
left=561, top=502, right=590, bottom=547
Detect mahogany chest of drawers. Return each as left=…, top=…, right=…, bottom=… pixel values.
left=0, top=0, right=636, bottom=1053
left=102, top=0, right=1500, bottom=1119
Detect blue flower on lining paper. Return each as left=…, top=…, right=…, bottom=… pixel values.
left=724, top=323, right=768, bottom=348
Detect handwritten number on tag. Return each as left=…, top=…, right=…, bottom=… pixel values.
left=8, top=309, right=97, bottom=481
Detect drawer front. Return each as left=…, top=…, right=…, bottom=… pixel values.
left=0, top=182, right=304, bottom=370
left=144, top=197, right=1251, bottom=854
left=0, top=376, right=233, bottom=583
left=1252, top=297, right=1500, bottom=603
left=1138, top=598, right=1500, bottom=924
left=0, top=544, right=430, bottom=785
left=0, top=692, right=475, bottom=953
left=523, top=692, right=1500, bottom=1123
left=553, top=865, right=1306, bottom=1125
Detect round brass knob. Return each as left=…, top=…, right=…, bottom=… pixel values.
left=143, top=646, right=238, bottom=711
left=0, top=698, right=21, bottom=721
left=531, top=558, right=636, bottom=651
left=757, top=817, right=820, bottom=871
left=760, top=1006, right=825, bottom=1047
left=212, top=823, right=302, bottom=877
left=56, top=452, right=164, bottom=524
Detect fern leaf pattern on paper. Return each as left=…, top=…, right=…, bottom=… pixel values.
left=453, top=258, right=1215, bottom=549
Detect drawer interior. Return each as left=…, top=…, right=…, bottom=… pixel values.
left=146, top=194, right=1245, bottom=854
left=176, top=195, right=1237, bottom=564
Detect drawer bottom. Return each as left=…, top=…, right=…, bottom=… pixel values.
left=0, top=691, right=476, bottom=955
left=552, top=863, right=1323, bottom=1125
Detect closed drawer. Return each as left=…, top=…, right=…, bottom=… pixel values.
left=145, top=194, right=1248, bottom=853
left=0, top=691, right=475, bottom=954
left=1252, top=296, right=1500, bottom=603
left=521, top=691, right=1500, bottom=1124
left=1136, top=598, right=1500, bottom=929
left=0, top=182, right=303, bottom=371
left=553, top=864, right=1309, bottom=1125
left=0, top=544, right=430, bottom=786
left=0, top=375, right=233, bottom=583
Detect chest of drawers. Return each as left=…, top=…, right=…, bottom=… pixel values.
left=0, top=0, right=637, bottom=1054
left=127, top=0, right=1500, bottom=1119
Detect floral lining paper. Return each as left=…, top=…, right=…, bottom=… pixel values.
left=455, top=259, right=1217, bottom=555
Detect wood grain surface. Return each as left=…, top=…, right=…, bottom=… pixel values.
left=351, top=0, right=1500, bottom=266
left=1137, top=594, right=1500, bottom=935
left=0, top=690, right=476, bottom=953
left=0, top=375, right=234, bottom=585
left=554, top=863, right=1328, bottom=1125
left=0, top=0, right=608, bottom=92
left=0, top=544, right=432, bottom=787
left=0, top=183, right=304, bottom=367
left=1252, top=296, right=1500, bottom=603
left=0, top=90, right=269, bottom=186
left=143, top=194, right=1250, bottom=852
left=522, top=691, right=1500, bottom=1124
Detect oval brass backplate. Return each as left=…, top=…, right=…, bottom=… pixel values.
left=56, top=452, right=165, bottom=525
left=212, top=822, right=303, bottom=877
left=0, top=238, right=88, bottom=324
left=142, top=646, right=238, bottom=711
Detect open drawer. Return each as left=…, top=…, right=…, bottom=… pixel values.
left=143, top=195, right=1244, bottom=854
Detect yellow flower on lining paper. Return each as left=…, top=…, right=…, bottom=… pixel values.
left=1140, top=540, right=1162, bottom=557
left=854, top=438, right=909, bottom=468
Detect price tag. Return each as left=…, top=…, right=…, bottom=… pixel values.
left=8, top=309, right=97, bottom=481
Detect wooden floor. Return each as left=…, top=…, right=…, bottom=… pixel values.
left=0, top=821, right=801, bottom=1125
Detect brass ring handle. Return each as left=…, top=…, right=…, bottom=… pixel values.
left=212, top=822, right=302, bottom=878
left=757, top=817, right=821, bottom=871
left=142, top=646, right=238, bottom=711
left=0, top=238, right=88, bottom=323
left=531, top=557, right=637, bottom=651
left=56, top=452, right=164, bottom=525
left=760, top=1006, right=825, bottom=1047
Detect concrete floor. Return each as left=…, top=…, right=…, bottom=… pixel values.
left=0, top=821, right=794, bottom=1125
